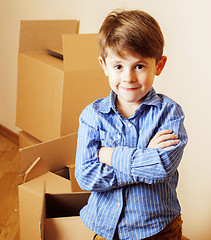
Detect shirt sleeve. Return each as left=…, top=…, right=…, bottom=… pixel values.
left=111, top=103, right=188, bottom=184
left=75, top=106, right=132, bottom=192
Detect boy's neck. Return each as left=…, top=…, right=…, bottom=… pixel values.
left=116, top=97, right=142, bottom=119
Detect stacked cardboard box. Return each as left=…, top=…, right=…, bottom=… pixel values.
left=16, top=20, right=109, bottom=239
left=16, top=20, right=110, bottom=142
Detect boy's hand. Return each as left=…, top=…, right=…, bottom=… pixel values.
left=147, top=129, right=180, bottom=151
left=99, top=130, right=179, bottom=166
left=98, top=147, right=114, bottom=166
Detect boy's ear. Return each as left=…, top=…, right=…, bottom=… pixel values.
left=155, top=56, right=167, bottom=76
left=98, top=56, right=108, bottom=76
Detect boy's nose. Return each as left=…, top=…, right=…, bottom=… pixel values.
left=123, top=69, right=136, bottom=83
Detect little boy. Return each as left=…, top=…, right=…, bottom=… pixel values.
left=75, top=9, right=188, bottom=240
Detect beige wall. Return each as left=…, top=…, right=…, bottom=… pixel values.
left=0, top=0, right=211, bottom=239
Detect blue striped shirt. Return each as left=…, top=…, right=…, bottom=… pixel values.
left=75, top=88, right=188, bottom=240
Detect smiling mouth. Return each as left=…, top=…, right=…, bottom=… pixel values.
left=121, top=86, right=140, bottom=91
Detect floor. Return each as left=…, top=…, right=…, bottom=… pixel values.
left=0, top=134, right=20, bottom=239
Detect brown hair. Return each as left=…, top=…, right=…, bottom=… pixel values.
left=98, top=9, right=165, bottom=63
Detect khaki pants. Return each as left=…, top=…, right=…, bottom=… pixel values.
left=93, top=215, right=183, bottom=240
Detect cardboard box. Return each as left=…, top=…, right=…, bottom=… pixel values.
left=19, top=172, right=71, bottom=240
left=19, top=130, right=41, bottom=148
left=18, top=133, right=85, bottom=240
left=16, top=20, right=110, bottom=142
left=41, top=192, right=94, bottom=240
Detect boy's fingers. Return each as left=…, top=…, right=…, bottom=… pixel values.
left=155, top=129, right=173, bottom=137
left=148, top=129, right=179, bottom=149
left=157, top=133, right=178, bottom=143
left=159, top=139, right=180, bottom=149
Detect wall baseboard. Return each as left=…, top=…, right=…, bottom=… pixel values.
left=0, top=124, right=19, bottom=145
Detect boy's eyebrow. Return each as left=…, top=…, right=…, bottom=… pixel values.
left=136, top=59, right=148, bottom=64
left=111, top=60, right=122, bottom=64
left=133, top=56, right=150, bottom=64
left=107, top=54, right=152, bottom=65
left=109, top=58, right=148, bottom=63
left=108, top=59, right=123, bottom=65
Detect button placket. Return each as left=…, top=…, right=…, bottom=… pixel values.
left=125, top=120, right=138, bottom=148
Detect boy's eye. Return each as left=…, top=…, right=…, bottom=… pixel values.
left=135, top=64, right=144, bottom=70
left=114, top=65, right=122, bottom=70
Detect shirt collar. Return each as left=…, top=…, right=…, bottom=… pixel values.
left=141, top=87, right=162, bottom=107
left=95, top=90, right=115, bottom=114
left=97, top=88, right=162, bottom=114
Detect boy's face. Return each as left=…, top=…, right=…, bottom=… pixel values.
left=99, top=48, right=167, bottom=109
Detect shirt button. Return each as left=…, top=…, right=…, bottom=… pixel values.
left=117, top=202, right=121, bottom=207
left=128, top=122, right=132, bottom=128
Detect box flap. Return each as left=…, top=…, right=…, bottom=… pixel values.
left=19, top=20, right=79, bottom=52
left=44, top=217, right=94, bottom=240
left=19, top=133, right=77, bottom=184
left=63, top=34, right=101, bottom=71
left=19, top=171, right=71, bottom=194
